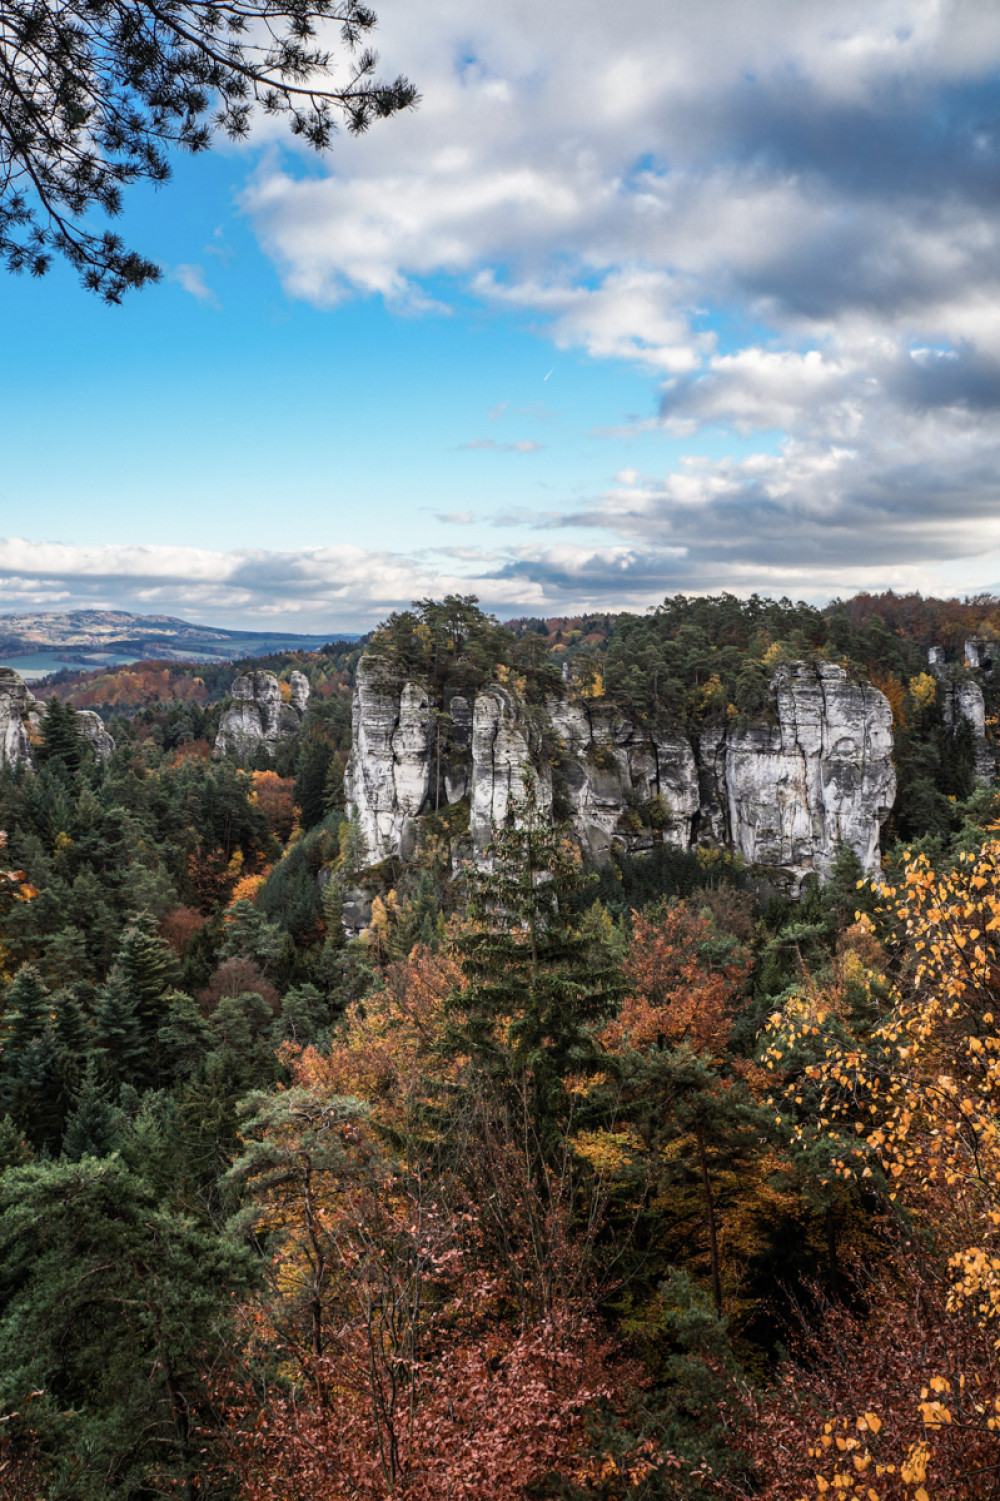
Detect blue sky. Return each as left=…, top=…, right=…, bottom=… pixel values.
left=4, top=0, right=1000, bottom=631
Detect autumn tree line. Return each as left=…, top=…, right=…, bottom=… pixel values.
left=2, top=593, right=1000, bottom=1497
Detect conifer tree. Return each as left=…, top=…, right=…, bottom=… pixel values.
left=450, top=777, right=623, bottom=1143
left=62, top=1060, right=121, bottom=1160
left=221, top=899, right=284, bottom=971
left=52, top=985, right=91, bottom=1061
left=295, top=731, right=333, bottom=829
left=112, top=915, right=178, bottom=1086
left=0, top=1113, right=33, bottom=1170
left=37, top=695, right=83, bottom=774
left=0, top=963, right=49, bottom=1061
left=0, top=1157, right=256, bottom=1496
left=94, top=972, right=146, bottom=1087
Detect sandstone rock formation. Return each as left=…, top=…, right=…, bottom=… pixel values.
left=941, top=679, right=995, bottom=784
left=965, top=638, right=995, bottom=673
left=0, top=667, right=114, bottom=768
left=342, top=661, right=433, bottom=864
left=345, top=657, right=897, bottom=891
left=214, top=669, right=310, bottom=760
left=76, top=710, right=116, bottom=762
left=724, top=662, right=895, bottom=886
left=0, top=668, right=40, bottom=768
left=928, top=646, right=995, bottom=785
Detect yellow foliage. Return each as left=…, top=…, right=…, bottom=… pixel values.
left=227, top=869, right=270, bottom=909
left=908, top=672, right=938, bottom=711
left=789, top=836, right=1000, bottom=1497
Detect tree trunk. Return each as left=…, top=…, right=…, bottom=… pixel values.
left=695, top=1122, right=723, bottom=1316
left=826, top=1203, right=839, bottom=1299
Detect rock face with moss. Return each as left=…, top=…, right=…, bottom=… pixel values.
left=345, top=655, right=896, bottom=891
left=941, top=679, right=995, bottom=785
left=724, top=662, right=895, bottom=887
left=76, top=710, right=115, bottom=762
left=0, top=667, right=115, bottom=768
left=214, top=669, right=309, bottom=760
left=0, top=667, right=40, bottom=767
left=927, top=643, right=995, bottom=786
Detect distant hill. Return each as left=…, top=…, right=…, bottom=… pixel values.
left=0, top=609, right=360, bottom=680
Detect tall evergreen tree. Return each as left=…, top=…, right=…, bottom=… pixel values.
left=295, top=731, right=333, bottom=830
left=112, top=915, right=177, bottom=1086
left=94, top=972, right=146, bottom=1088
left=449, top=777, right=623, bottom=1145
left=0, top=1157, right=256, bottom=1497
left=0, top=963, right=49, bottom=1060
left=62, top=1060, right=121, bottom=1160
left=37, top=695, right=83, bottom=774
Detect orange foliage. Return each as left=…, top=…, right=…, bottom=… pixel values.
left=295, top=946, right=464, bottom=1133
left=870, top=670, right=907, bottom=730
left=601, top=901, right=750, bottom=1059
left=157, top=904, right=206, bottom=956
left=749, top=840, right=1000, bottom=1498
left=217, top=1008, right=655, bottom=1501
left=169, top=738, right=212, bottom=764
left=53, top=661, right=212, bottom=710
left=219, top=1303, right=643, bottom=1501
left=227, top=869, right=271, bottom=910
left=186, top=845, right=242, bottom=912
left=250, top=771, right=296, bottom=842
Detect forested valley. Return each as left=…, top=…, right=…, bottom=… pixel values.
left=3, top=590, right=1000, bottom=1499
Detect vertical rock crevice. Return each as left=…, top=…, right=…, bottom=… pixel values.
left=345, top=658, right=896, bottom=890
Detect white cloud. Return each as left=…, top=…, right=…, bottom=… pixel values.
left=458, top=438, right=544, bottom=452
left=232, top=0, right=1000, bottom=606
left=171, top=263, right=218, bottom=305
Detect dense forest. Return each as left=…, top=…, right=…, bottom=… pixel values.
left=2, top=591, right=1000, bottom=1498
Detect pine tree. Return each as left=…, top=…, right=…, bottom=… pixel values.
left=94, top=972, right=146, bottom=1087
left=62, top=1059, right=121, bottom=1160
left=157, top=991, right=214, bottom=1081
left=295, top=732, right=333, bottom=830
left=220, top=899, right=283, bottom=971
left=52, top=985, right=91, bottom=1058
left=113, top=915, right=177, bottom=1085
left=0, top=1114, right=33, bottom=1170
left=37, top=695, right=83, bottom=774
left=0, top=964, right=50, bottom=1061
left=449, top=777, right=623, bottom=1144
left=0, top=1157, right=256, bottom=1496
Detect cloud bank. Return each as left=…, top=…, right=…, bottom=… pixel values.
left=230, top=0, right=1000, bottom=605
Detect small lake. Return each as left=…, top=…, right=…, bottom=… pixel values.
left=0, top=652, right=121, bottom=681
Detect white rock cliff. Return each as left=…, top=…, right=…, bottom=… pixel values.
left=0, top=667, right=114, bottom=768
left=215, top=669, right=310, bottom=759
left=345, top=657, right=897, bottom=890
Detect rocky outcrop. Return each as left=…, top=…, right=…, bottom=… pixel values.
left=345, top=658, right=897, bottom=890
left=547, top=699, right=699, bottom=866
left=76, top=710, right=115, bottom=762
left=0, top=667, right=114, bottom=767
left=942, top=679, right=995, bottom=784
left=724, top=662, right=895, bottom=886
left=342, top=662, right=434, bottom=863
left=965, top=638, right=994, bottom=673
left=928, top=647, right=995, bottom=785
left=0, top=668, right=40, bottom=768
left=471, top=687, right=552, bottom=859
left=214, top=670, right=310, bottom=760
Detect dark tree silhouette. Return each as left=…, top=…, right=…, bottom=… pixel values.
left=1, top=0, right=417, bottom=298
